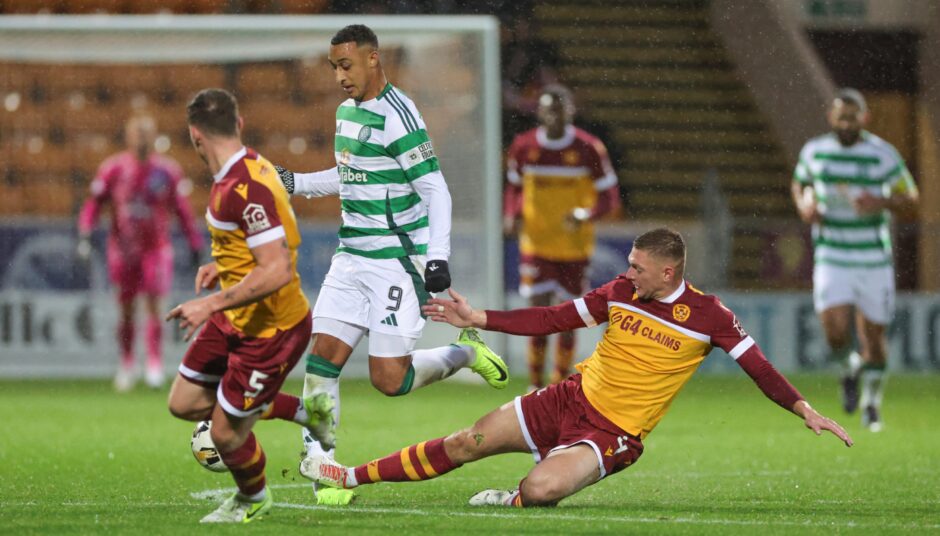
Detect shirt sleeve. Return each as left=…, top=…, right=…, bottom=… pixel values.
left=385, top=98, right=451, bottom=261
left=884, top=150, right=918, bottom=196
left=224, top=181, right=285, bottom=250
left=793, top=143, right=813, bottom=185
left=485, top=278, right=615, bottom=335
left=293, top=167, right=341, bottom=197
left=77, top=159, right=114, bottom=234
left=506, top=136, right=523, bottom=186
left=587, top=138, right=618, bottom=192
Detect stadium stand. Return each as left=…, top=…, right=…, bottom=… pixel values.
left=533, top=0, right=795, bottom=286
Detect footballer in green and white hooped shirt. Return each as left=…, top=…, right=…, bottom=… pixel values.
left=791, top=88, right=919, bottom=433
left=273, top=24, right=509, bottom=505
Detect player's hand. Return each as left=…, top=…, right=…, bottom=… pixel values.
left=166, top=297, right=214, bottom=341
left=76, top=236, right=92, bottom=263
left=423, top=288, right=479, bottom=328
left=274, top=165, right=295, bottom=195
left=502, top=215, right=520, bottom=237
left=853, top=191, right=885, bottom=215
left=797, top=187, right=821, bottom=223
left=566, top=207, right=591, bottom=228
left=194, top=262, right=219, bottom=294
left=424, top=259, right=451, bottom=293
left=797, top=402, right=853, bottom=447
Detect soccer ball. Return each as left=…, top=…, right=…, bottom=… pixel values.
left=191, top=420, right=228, bottom=473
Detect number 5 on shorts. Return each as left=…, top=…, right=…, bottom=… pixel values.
left=244, top=370, right=269, bottom=397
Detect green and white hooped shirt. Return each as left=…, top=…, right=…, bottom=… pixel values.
left=293, top=83, right=452, bottom=262
left=793, top=131, right=917, bottom=269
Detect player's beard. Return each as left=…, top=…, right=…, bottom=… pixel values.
left=836, top=129, right=860, bottom=147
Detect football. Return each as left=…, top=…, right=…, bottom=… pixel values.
left=190, top=420, right=228, bottom=473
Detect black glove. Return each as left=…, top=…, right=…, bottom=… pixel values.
left=274, top=165, right=295, bottom=194
left=424, top=260, right=451, bottom=293
left=190, top=249, right=202, bottom=272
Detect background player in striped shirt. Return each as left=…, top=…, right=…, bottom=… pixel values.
left=504, top=84, right=621, bottom=391
left=791, top=89, right=919, bottom=432
left=274, top=24, right=509, bottom=504
left=299, top=228, right=852, bottom=507
left=76, top=113, right=204, bottom=392
left=166, top=89, right=327, bottom=523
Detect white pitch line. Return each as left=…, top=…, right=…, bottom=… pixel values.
left=179, top=485, right=940, bottom=530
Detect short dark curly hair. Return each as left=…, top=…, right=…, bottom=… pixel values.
left=331, top=24, right=378, bottom=48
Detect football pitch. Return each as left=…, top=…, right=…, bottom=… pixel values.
left=3, top=374, right=938, bottom=534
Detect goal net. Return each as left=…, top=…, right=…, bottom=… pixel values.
left=0, top=15, right=503, bottom=378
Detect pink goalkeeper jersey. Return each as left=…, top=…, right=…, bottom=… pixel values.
left=78, top=151, right=203, bottom=256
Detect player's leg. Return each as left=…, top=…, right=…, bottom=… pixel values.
left=114, top=295, right=138, bottom=392
left=814, top=263, right=861, bottom=412
left=300, top=398, right=530, bottom=488
left=301, top=327, right=358, bottom=455
left=366, top=333, right=476, bottom=396
left=365, top=257, right=505, bottom=393
left=519, top=255, right=553, bottom=390
left=167, top=373, right=216, bottom=421
left=516, top=445, right=599, bottom=506
left=200, top=404, right=272, bottom=523
left=109, top=246, right=139, bottom=391
left=202, top=324, right=311, bottom=523
left=141, top=245, right=173, bottom=389
left=527, top=292, right=552, bottom=390
left=168, top=312, right=229, bottom=421
left=301, top=256, right=369, bottom=460
left=469, top=376, right=645, bottom=507
left=550, top=260, right=588, bottom=385
left=854, top=266, right=894, bottom=431
left=143, top=294, right=165, bottom=388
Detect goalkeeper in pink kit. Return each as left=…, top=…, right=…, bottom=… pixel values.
left=77, top=114, right=204, bottom=391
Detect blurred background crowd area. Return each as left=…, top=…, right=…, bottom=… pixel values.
left=1, top=0, right=939, bottom=291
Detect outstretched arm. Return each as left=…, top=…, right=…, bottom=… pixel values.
left=166, top=238, right=292, bottom=341
left=276, top=165, right=341, bottom=197
left=737, top=349, right=853, bottom=447
left=423, top=288, right=588, bottom=335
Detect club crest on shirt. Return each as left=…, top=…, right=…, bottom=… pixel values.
left=527, top=148, right=540, bottom=162
left=357, top=125, right=372, bottom=143
left=242, top=203, right=271, bottom=233
left=563, top=150, right=580, bottom=165
left=672, top=304, right=691, bottom=322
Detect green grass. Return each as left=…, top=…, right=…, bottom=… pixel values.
left=2, top=374, right=939, bottom=534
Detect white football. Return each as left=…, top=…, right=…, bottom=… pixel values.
left=191, top=420, right=228, bottom=473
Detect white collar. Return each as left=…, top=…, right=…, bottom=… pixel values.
left=536, top=125, right=575, bottom=150
left=213, top=146, right=247, bottom=183
left=658, top=280, right=686, bottom=304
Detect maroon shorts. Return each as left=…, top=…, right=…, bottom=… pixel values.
left=519, top=254, right=589, bottom=299
left=516, top=374, right=643, bottom=480
left=107, top=244, right=173, bottom=304
left=178, top=311, right=312, bottom=417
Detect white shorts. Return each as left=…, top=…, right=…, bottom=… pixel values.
left=312, top=252, right=428, bottom=357
left=813, top=263, right=895, bottom=325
